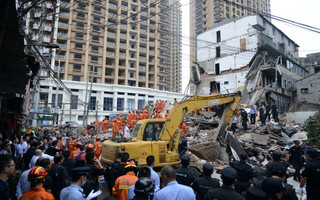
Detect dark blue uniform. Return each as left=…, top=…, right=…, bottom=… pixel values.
left=175, top=166, right=198, bottom=187
left=289, top=145, right=303, bottom=180
left=192, top=175, right=220, bottom=200
left=301, top=158, right=320, bottom=200
left=230, top=160, right=254, bottom=194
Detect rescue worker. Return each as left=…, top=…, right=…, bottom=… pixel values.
left=75, top=145, right=86, bottom=160
left=164, top=110, right=169, bottom=119
left=60, top=166, right=102, bottom=200
left=299, top=149, right=320, bottom=200
left=19, top=166, right=54, bottom=200
left=180, top=123, right=187, bottom=138
left=261, top=177, right=285, bottom=200
left=94, top=137, right=102, bottom=159
left=102, top=118, right=110, bottom=133
left=128, top=167, right=152, bottom=200
left=139, top=112, right=144, bottom=120
left=57, top=134, right=63, bottom=149
left=153, top=165, right=195, bottom=200
left=175, top=155, right=198, bottom=187
left=132, top=177, right=154, bottom=200
left=265, top=151, right=290, bottom=177
left=192, top=163, right=220, bottom=200
left=156, top=111, right=162, bottom=119
left=112, top=160, right=138, bottom=200
left=205, top=167, right=244, bottom=200
left=71, top=142, right=82, bottom=160
left=128, top=111, right=132, bottom=122
left=112, top=118, right=118, bottom=138
left=68, top=135, right=77, bottom=153
left=230, top=153, right=255, bottom=194
left=289, top=140, right=304, bottom=181
left=241, top=108, right=248, bottom=131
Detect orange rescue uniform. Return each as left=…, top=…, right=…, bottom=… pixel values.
left=70, top=148, right=80, bottom=160
left=94, top=141, right=102, bottom=159
left=68, top=139, right=77, bottom=153
left=112, top=171, right=138, bottom=200
left=18, top=187, right=55, bottom=200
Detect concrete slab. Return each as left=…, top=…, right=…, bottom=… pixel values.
left=286, top=111, right=317, bottom=124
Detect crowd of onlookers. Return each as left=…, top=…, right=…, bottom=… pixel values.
left=0, top=120, right=320, bottom=200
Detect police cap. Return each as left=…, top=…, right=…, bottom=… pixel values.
left=221, top=167, right=237, bottom=180
left=307, top=148, right=319, bottom=158
left=246, top=187, right=267, bottom=200
left=261, top=177, right=284, bottom=195
left=293, top=140, right=300, bottom=144
left=180, top=155, right=190, bottom=166
left=203, top=163, right=213, bottom=175
left=72, top=167, right=90, bottom=176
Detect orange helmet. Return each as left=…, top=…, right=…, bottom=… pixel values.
left=96, top=136, right=101, bottom=141
left=86, top=143, right=94, bottom=151
left=28, top=166, right=47, bottom=181
left=125, top=160, right=137, bottom=168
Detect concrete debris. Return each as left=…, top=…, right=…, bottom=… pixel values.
left=186, top=110, right=309, bottom=173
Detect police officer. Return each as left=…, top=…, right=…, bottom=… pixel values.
left=204, top=167, right=244, bottom=200
left=261, top=177, right=285, bottom=200
left=132, top=177, right=154, bottom=200
left=60, top=167, right=101, bottom=200
left=175, top=155, right=198, bottom=187
left=240, top=108, right=248, bottom=131
left=299, top=149, right=320, bottom=200
left=192, top=163, right=220, bottom=200
left=289, top=140, right=304, bottom=181
left=271, top=164, right=298, bottom=200
left=230, top=153, right=255, bottom=194
left=265, top=151, right=290, bottom=177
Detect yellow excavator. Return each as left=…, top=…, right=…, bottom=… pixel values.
left=101, top=92, right=241, bottom=167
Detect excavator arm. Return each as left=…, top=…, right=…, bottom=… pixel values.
left=159, top=92, right=241, bottom=153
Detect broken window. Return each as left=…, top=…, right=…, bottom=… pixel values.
left=301, top=88, right=308, bottom=94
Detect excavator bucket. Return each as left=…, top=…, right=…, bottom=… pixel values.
left=188, top=141, right=221, bottom=161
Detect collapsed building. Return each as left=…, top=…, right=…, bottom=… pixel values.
left=196, top=15, right=309, bottom=112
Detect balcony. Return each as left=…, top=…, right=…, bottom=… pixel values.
left=139, top=66, right=146, bottom=71
left=109, top=3, right=117, bottom=9
left=119, top=52, right=126, bottom=57
left=54, top=66, right=65, bottom=71
left=149, top=50, right=155, bottom=54
left=58, top=22, right=68, bottom=28
left=149, top=41, right=155, bottom=46
left=107, top=41, right=115, bottom=46
left=119, top=43, right=126, bottom=48
left=58, top=32, right=67, bottom=38
left=139, top=47, right=147, bottom=52
left=57, top=43, right=67, bottom=49
left=121, top=4, right=128, bottom=10
left=120, top=33, right=127, bottom=38
left=60, top=12, right=69, bottom=18
left=107, top=32, right=116, bottom=37
left=139, top=75, right=146, bottom=80
left=56, top=54, right=66, bottom=59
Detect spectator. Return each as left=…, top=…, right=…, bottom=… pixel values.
left=0, top=154, right=16, bottom=200
left=62, top=150, right=75, bottom=177
left=29, top=149, right=42, bottom=168
left=153, top=165, right=195, bottom=200
left=128, top=167, right=152, bottom=200
left=50, top=155, right=70, bottom=200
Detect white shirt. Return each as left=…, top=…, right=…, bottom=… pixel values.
left=42, top=153, right=53, bottom=161
left=124, top=126, right=131, bottom=138
left=29, top=154, right=41, bottom=168
left=21, top=141, right=28, bottom=154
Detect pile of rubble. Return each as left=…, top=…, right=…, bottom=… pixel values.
left=186, top=113, right=308, bottom=170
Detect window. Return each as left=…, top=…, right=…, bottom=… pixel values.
left=127, top=99, right=135, bottom=111
left=91, top=56, right=98, bottom=61
left=94, top=6, right=101, bottom=12
left=215, top=63, right=220, bottom=75
left=92, top=35, right=99, bottom=41
left=92, top=45, right=99, bottom=51
left=117, top=98, right=124, bottom=111
left=142, top=122, right=164, bottom=141
left=73, top=64, right=81, bottom=70
left=93, top=15, right=100, bottom=21
left=216, top=46, right=221, bottom=58
left=224, top=81, right=229, bottom=85
left=93, top=25, right=100, bottom=31
left=216, top=31, right=221, bottom=42
left=75, top=42, right=83, bottom=48
left=92, top=77, right=97, bottom=83
left=72, top=75, right=81, bottom=81
left=78, top=115, right=84, bottom=121
left=75, top=32, right=83, bottom=38
left=74, top=53, right=82, bottom=59
left=103, top=97, right=113, bottom=111
left=78, top=1, right=86, bottom=8
left=71, top=95, right=78, bottom=109
left=77, top=12, right=85, bottom=18
left=89, top=96, right=96, bottom=110
left=56, top=94, right=63, bottom=108
left=90, top=66, right=98, bottom=72
left=105, top=69, right=112, bottom=76
left=301, top=88, right=308, bottom=94
left=76, top=22, right=84, bottom=28
left=138, top=99, right=145, bottom=109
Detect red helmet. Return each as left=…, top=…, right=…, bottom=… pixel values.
left=72, top=135, right=76, bottom=139
left=86, top=143, right=94, bottom=151
left=28, top=166, right=47, bottom=181
left=96, top=136, right=101, bottom=141
left=125, top=160, right=137, bottom=168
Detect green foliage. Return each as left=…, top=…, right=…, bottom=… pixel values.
left=305, top=112, right=320, bottom=148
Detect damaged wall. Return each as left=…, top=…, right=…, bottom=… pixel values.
left=296, top=72, right=320, bottom=104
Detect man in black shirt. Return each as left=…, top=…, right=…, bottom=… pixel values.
left=230, top=153, right=255, bottom=194
left=299, top=149, right=320, bottom=200
left=62, top=150, right=75, bottom=177
left=192, top=163, right=220, bottom=200
left=205, top=167, right=244, bottom=200
left=0, top=154, right=15, bottom=200
left=289, top=140, right=304, bottom=181
left=265, top=151, right=290, bottom=177
left=175, top=155, right=198, bottom=187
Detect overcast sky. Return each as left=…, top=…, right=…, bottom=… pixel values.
left=181, top=0, right=320, bottom=93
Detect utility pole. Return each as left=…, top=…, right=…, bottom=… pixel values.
left=69, top=96, right=72, bottom=122
left=86, top=67, right=94, bottom=125
left=83, top=65, right=90, bottom=126
left=54, top=60, right=60, bottom=125
left=60, top=103, right=64, bottom=124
